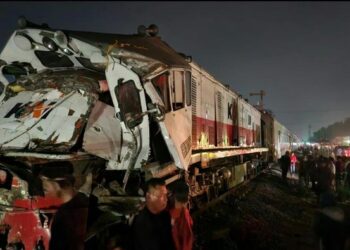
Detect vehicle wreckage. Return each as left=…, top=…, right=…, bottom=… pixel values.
left=0, top=17, right=274, bottom=249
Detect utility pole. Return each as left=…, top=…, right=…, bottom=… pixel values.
left=249, top=90, right=266, bottom=110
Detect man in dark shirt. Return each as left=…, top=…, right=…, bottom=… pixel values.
left=39, top=161, right=89, bottom=250
left=130, top=178, right=175, bottom=250
left=280, top=151, right=291, bottom=182
left=313, top=191, right=349, bottom=250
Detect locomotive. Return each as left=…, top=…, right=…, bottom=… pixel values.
left=0, top=18, right=298, bottom=248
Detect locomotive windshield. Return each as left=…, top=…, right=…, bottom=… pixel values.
left=151, top=72, right=171, bottom=112
left=34, top=50, right=74, bottom=68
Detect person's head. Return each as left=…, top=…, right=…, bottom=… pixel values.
left=285, top=151, right=290, bottom=156
left=39, top=161, right=75, bottom=199
left=145, top=178, right=168, bottom=214
left=98, top=80, right=109, bottom=92
left=173, top=181, right=190, bottom=207
left=320, top=157, right=328, bottom=168
left=0, top=170, right=7, bottom=184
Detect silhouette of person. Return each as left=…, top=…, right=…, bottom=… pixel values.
left=130, top=178, right=175, bottom=250
left=39, top=161, right=89, bottom=250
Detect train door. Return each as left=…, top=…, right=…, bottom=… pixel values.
left=162, top=69, right=192, bottom=170
left=105, top=60, right=150, bottom=170
left=144, top=69, right=192, bottom=170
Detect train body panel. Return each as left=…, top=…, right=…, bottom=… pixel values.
left=190, top=62, right=262, bottom=150
left=237, top=99, right=261, bottom=147
left=261, top=110, right=275, bottom=160
left=273, top=119, right=292, bottom=160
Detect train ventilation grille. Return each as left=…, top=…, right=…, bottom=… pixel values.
left=191, top=76, right=197, bottom=147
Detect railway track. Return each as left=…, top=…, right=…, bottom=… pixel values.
left=191, top=165, right=269, bottom=217
left=192, top=163, right=321, bottom=250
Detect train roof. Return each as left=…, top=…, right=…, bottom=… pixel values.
left=1, top=18, right=190, bottom=78
left=62, top=30, right=190, bottom=70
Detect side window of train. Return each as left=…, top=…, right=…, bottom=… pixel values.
left=151, top=72, right=171, bottom=112
left=171, top=70, right=184, bottom=111
left=171, top=70, right=191, bottom=111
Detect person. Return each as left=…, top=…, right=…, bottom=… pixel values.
left=329, top=157, right=336, bottom=191
left=315, top=157, right=334, bottom=203
left=280, top=151, right=291, bottom=182
left=169, top=181, right=194, bottom=250
left=345, top=159, right=350, bottom=188
left=303, top=155, right=312, bottom=188
left=98, top=79, right=109, bottom=92
left=298, top=155, right=307, bottom=187
left=310, top=156, right=318, bottom=191
left=0, top=224, right=10, bottom=250
left=313, top=191, right=348, bottom=250
left=0, top=170, right=12, bottom=190
left=130, top=178, right=175, bottom=250
left=290, top=152, right=297, bottom=177
left=39, top=161, right=89, bottom=250
left=335, top=156, right=344, bottom=189
left=0, top=170, right=7, bottom=185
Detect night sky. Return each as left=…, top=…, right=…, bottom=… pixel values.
left=1, top=2, right=350, bottom=141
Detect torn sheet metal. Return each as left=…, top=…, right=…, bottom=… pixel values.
left=109, top=48, right=166, bottom=77
left=0, top=88, right=92, bottom=151
left=0, top=68, right=102, bottom=152
left=83, top=100, right=122, bottom=162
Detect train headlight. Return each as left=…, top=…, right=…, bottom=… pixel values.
left=54, top=30, right=68, bottom=45
left=14, top=33, right=33, bottom=51
left=42, top=36, right=58, bottom=52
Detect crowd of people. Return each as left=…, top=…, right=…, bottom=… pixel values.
left=279, top=146, right=350, bottom=195
left=279, top=146, right=350, bottom=250
left=37, top=161, right=194, bottom=250
left=7, top=146, right=350, bottom=250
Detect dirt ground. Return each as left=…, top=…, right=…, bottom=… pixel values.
left=192, top=164, right=347, bottom=250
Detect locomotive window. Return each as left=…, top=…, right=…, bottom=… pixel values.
left=185, top=71, right=191, bottom=106
left=35, top=50, right=74, bottom=68
left=171, top=71, right=184, bottom=111
left=151, top=73, right=171, bottom=112
left=248, top=115, right=252, bottom=126
left=115, top=80, right=142, bottom=127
